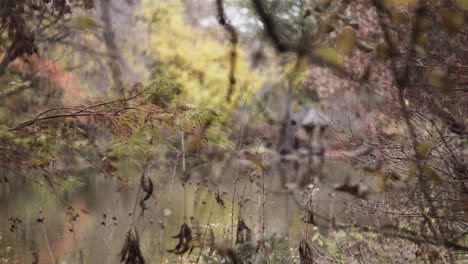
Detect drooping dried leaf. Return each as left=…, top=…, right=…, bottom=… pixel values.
left=235, top=218, right=252, bottom=244
left=139, top=176, right=154, bottom=216
left=167, top=223, right=193, bottom=255
left=120, top=228, right=145, bottom=264
left=299, top=239, right=313, bottom=264
left=301, top=208, right=315, bottom=225
left=215, top=191, right=225, bottom=209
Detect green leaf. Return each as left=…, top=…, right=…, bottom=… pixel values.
left=417, top=140, right=433, bottom=157
left=312, top=232, right=320, bottom=242
left=313, top=45, right=345, bottom=71
left=336, top=27, right=355, bottom=55
left=68, top=16, right=102, bottom=31
left=142, top=78, right=183, bottom=107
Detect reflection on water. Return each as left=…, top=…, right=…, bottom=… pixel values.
left=0, top=159, right=369, bottom=263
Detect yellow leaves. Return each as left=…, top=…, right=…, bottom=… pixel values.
left=375, top=43, right=389, bottom=61
left=241, top=150, right=266, bottom=171
left=457, top=0, right=468, bottom=10
left=68, top=16, right=102, bottom=32
left=284, top=57, right=309, bottom=86
left=377, top=174, right=390, bottom=190
left=417, top=140, right=433, bottom=157
left=375, top=32, right=399, bottom=60
left=438, top=8, right=465, bottom=36
left=427, top=69, right=451, bottom=90
left=336, top=27, right=356, bottom=55
left=391, top=12, right=410, bottom=25
left=383, top=0, right=418, bottom=7
left=406, top=163, right=442, bottom=185
left=142, top=1, right=263, bottom=110
left=313, top=45, right=345, bottom=71
left=422, top=165, right=442, bottom=185
left=414, top=34, right=428, bottom=57
left=407, top=164, right=418, bottom=181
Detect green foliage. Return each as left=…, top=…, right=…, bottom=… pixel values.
left=60, top=176, right=86, bottom=193
left=0, top=79, right=32, bottom=98
left=141, top=77, right=183, bottom=107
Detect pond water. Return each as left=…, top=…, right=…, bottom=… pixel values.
left=0, top=157, right=374, bottom=263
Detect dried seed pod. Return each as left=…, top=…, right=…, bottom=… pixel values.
left=120, top=228, right=145, bottom=264
left=215, top=191, right=225, bottom=209
left=139, top=175, right=154, bottom=216
left=167, top=223, right=195, bottom=255
left=235, top=218, right=252, bottom=244
left=37, top=208, right=45, bottom=223
left=299, top=239, right=313, bottom=264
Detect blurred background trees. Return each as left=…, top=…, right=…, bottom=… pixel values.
left=0, top=0, right=467, bottom=263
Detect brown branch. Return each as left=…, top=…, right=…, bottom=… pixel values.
left=8, top=93, right=141, bottom=131
left=99, top=0, right=125, bottom=99
left=335, top=224, right=468, bottom=252
left=216, top=0, right=238, bottom=102
left=372, top=0, right=445, bottom=244
left=0, top=43, right=17, bottom=77
left=250, top=0, right=293, bottom=52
